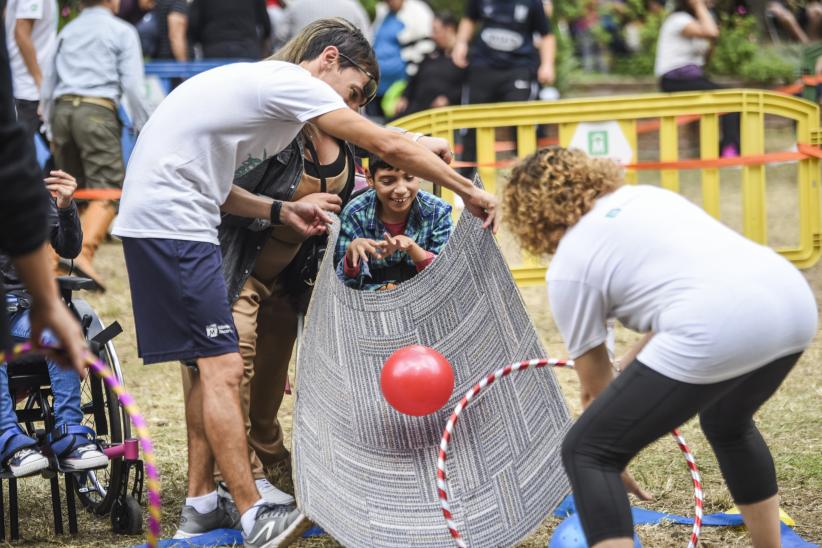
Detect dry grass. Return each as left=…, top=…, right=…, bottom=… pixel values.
left=5, top=141, right=822, bottom=547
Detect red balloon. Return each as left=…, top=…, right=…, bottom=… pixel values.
left=381, top=345, right=455, bottom=416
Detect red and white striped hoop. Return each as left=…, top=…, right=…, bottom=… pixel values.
left=436, top=358, right=703, bottom=547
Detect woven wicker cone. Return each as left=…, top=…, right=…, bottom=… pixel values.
left=293, top=182, right=573, bottom=547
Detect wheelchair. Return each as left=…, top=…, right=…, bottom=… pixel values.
left=0, top=276, right=145, bottom=541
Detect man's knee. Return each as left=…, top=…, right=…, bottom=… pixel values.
left=197, top=353, right=244, bottom=391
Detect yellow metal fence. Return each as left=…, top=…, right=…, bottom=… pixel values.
left=393, top=89, right=822, bottom=286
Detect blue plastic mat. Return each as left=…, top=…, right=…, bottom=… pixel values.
left=130, top=525, right=325, bottom=547
left=554, top=495, right=817, bottom=548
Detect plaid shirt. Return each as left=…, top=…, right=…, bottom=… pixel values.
left=334, top=189, right=453, bottom=290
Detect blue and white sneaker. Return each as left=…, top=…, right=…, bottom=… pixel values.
left=59, top=443, right=108, bottom=471
left=6, top=447, right=49, bottom=477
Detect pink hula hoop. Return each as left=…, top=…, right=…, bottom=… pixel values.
left=1, top=342, right=161, bottom=548
left=436, top=358, right=702, bottom=548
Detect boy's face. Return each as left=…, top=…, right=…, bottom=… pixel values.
left=369, top=167, right=420, bottom=218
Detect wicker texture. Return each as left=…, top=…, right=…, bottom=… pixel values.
left=293, top=202, right=572, bottom=547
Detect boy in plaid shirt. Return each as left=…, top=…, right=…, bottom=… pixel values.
left=334, top=154, right=453, bottom=290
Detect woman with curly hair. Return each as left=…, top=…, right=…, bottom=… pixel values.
left=504, top=146, right=817, bottom=548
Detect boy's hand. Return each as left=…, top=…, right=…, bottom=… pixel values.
left=346, top=238, right=386, bottom=268
left=298, top=192, right=342, bottom=214
left=464, top=188, right=500, bottom=233
left=383, top=232, right=428, bottom=263
left=281, top=201, right=332, bottom=237
left=45, top=170, right=78, bottom=209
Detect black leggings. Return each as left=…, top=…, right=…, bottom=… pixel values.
left=561, top=352, right=801, bottom=545
left=660, top=75, right=741, bottom=151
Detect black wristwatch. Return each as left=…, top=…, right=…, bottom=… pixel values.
left=269, top=200, right=283, bottom=225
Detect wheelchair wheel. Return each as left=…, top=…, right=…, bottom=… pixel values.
left=111, top=494, right=143, bottom=534
left=73, top=340, right=131, bottom=514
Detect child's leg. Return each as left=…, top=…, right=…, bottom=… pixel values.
left=46, top=360, right=83, bottom=427
left=0, top=309, right=47, bottom=473
left=0, top=364, right=24, bottom=433
left=10, top=309, right=84, bottom=427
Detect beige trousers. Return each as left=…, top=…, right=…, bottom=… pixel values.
left=182, top=275, right=298, bottom=481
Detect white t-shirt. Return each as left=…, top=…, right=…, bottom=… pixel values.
left=654, top=12, right=710, bottom=77
left=547, top=185, right=817, bottom=384
left=4, top=0, right=57, bottom=100
left=112, top=61, right=347, bottom=244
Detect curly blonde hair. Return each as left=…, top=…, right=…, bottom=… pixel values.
left=503, top=146, right=623, bottom=256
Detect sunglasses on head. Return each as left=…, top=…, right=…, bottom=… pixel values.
left=338, top=51, right=378, bottom=106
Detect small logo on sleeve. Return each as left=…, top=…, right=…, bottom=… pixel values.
left=205, top=324, right=234, bottom=338
left=606, top=208, right=622, bottom=218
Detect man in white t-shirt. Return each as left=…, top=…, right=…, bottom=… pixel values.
left=503, top=146, right=817, bottom=548
left=112, top=17, right=499, bottom=546
left=4, top=0, right=57, bottom=145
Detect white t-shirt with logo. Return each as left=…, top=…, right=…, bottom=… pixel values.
left=654, top=12, right=710, bottom=77
left=547, top=185, right=817, bottom=384
left=113, top=61, right=347, bottom=244
left=4, top=0, right=57, bottom=100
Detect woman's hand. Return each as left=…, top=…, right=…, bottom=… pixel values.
left=298, top=192, right=342, bottom=214
left=346, top=238, right=386, bottom=268
left=463, top=187, right=500, bottom=232
left=44, top=170, right=78, bottom=209
left=622, top=470, right=653, bottom=501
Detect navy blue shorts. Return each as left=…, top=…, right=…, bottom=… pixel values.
left=121, top=237, right=239, bottom=364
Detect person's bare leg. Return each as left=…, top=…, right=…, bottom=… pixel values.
left=738, top=494, right=781, bottom=548
left=183, top=366, right=216, bottom=497
left=197, top=352, right=261, bottom=514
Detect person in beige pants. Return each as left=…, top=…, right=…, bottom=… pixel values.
left=183, top=126, right=355, bottom=502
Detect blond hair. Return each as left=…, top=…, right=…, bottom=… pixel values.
left=503, top=146, right=623, bottom=256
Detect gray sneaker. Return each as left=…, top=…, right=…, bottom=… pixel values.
left=243, top=503, right=311, bottom=548
left=173, top=496, right=241, bottom=539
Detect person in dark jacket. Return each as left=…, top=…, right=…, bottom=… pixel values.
left=0, top=170, right=108, bottom=477
left=188, top=0, right=272, bottom=59
left=0, top=1, right=87, bottom=375
left=393, top=11, right=464, bottom=117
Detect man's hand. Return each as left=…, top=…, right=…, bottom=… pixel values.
left=346, top=238, right=386, bottom=268
left=417, top=136, right=453, bottom=164
left=280, top=201, right=332, bottom=238
left=452, top=41, right=469, bottom=68
left=431, top=95, right=450, bottom=108
left=29, top=298, right=88, bottom=377
left=297, top=192, right=342, bottom=214
left=45, top=170, right=78, bottom=209
left=537, top=62, right=555, bottom=86
left=463, top=188, right=500, bottom=233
